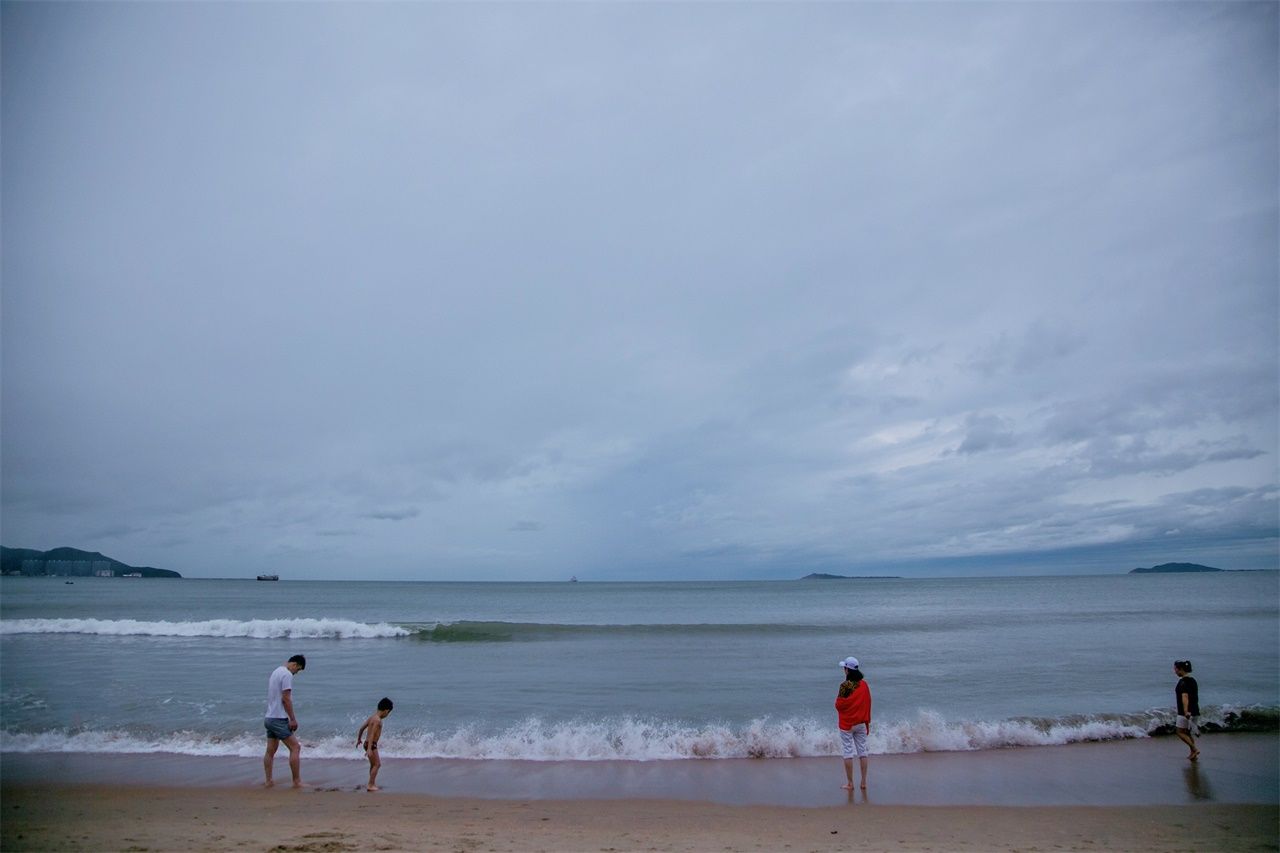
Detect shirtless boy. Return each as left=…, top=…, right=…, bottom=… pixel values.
left=356, top=697, right=393, bottom=791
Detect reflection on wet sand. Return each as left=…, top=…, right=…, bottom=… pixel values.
left=1182, top=762, right=1213, bottom=800
left=842, top=786, right=871, bottom=806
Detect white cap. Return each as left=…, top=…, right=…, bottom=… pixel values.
left=840, top=656, right=860, bottom=670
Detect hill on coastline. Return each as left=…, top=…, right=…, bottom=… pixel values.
left=1129, top=562, right=1221, bottom=574
left=800, top=572, right=902, bottom=580
left=0, top=546, right=181, bottom=578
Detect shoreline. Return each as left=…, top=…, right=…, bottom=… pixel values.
left=2, top=732, right=1275, bottom=807
left=3, top=735, right=1276, bottom=850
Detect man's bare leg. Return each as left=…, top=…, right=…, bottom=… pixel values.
left=841, top=758, right=854, bottom=790
left=1176, top=728, right=1199, bottom=760
left=368, top=754, right=381, bottom=791
left=859, top=756, right=868, bottom=789
left=263, top=738, right=280, bottom=787
left=284, top=736, right=304, bottom=787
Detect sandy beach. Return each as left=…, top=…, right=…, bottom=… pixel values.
left=2, top=783, right=1276, bottom=853
left=3, top=735, right=1276, bottom=851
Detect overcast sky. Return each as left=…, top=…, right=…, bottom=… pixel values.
left=3, top=2, right=1276, bottom=581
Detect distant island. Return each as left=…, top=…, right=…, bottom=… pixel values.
left=0, top=546, right=181, bottom=579
left=1129, top=563, right=1221, bottom=574
left=801, top=572, right=901, bottom=580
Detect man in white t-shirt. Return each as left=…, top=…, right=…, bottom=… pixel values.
left=263, top=654, right=306, bottom=788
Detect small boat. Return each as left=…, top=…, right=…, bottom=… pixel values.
left=256, top=574, right=280, bottom=581
left=569, top=575, right=578, bottom=583
left=64, top=581, right=74, bottom=584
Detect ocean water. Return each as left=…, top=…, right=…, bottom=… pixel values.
left=1, top=572, right=1276, bottom=764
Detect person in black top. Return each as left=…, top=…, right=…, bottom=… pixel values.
left=1174, top=660, right=1200, bottom=761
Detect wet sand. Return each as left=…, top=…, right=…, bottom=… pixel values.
left=2, top=735, right=1276, bottom=851
left=1, top=783, right=1276, bottom=852
left=2, top=733, right=1275, bottom=806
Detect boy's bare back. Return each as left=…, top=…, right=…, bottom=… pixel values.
left=356, top=697, right=393, bottom=792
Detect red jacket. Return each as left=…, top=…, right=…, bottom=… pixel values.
left=835, top=681, right=871, bottom=730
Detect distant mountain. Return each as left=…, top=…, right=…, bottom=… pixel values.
left=800, top=572, right=901, bottom=580
left=0, top=546, right=181, bottom=578
left=1129, top=562, right=1221, bottom=574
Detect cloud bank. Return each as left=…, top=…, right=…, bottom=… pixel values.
left=3, top=2, right=1276, bottom=579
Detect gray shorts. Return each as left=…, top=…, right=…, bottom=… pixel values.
left=264, top=717, right=293, bottom=740
left=1176, top=715, right=1200, bottom=736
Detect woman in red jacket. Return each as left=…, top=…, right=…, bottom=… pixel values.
left=835, top=655, right=871, bottom=790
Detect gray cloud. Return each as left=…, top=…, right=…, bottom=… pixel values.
left=362, top=508, right=421, bottom=522
left=509, top=521, right=544, bottom=533
left=1075, top=436, right=1267, bottom=479
left=2, top=1, right=1275, bottom=579
left=969, top=322, right=1088, bottom=377
left=955, top=414, right=1019, bottom=456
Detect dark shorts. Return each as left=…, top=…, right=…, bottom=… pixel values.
left=264, top=718, right=293, bottom=740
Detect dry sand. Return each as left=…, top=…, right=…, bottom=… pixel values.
left=2, top=783, right=1276, bottom=853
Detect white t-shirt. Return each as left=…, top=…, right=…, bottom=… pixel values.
left=265, top=665, right=293, bottom=719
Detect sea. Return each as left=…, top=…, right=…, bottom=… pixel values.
left=2, top=572, right=1277, bottom=766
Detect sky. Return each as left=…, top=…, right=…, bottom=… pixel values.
left=3, top=2, right=1277, bottom=581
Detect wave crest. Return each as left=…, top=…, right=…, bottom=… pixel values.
left=0, top=618, right=410, bottom=639
left=0, top=618, right=808, bottom=642
left=3, top=706, right=1273, bottom=761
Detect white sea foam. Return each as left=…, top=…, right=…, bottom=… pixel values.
left=7, top=707, right=1252, bottom=762
left=874, top=710, right=1151, bottom=753
left=0, top=618, right=411, bottom=639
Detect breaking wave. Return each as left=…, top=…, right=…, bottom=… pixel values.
left=0, top=618, right=824, bottom=642
left=3, top=706, right=1273, bottom=761
left=0, top=618, right=411, bottom=640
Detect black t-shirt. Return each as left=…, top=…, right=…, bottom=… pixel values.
left=1176, top=676, right=1200, bottom=716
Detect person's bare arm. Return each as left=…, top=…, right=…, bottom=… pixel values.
left=356, top=717, right=370, bottom=747
left=282, top=690, right=297, bottom=730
